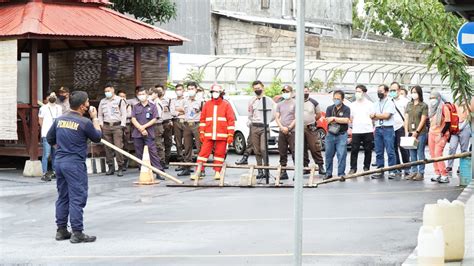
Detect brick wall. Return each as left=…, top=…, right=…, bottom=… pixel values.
left=217, top=18, right=427, bottom=63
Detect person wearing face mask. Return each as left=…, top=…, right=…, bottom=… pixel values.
left=178, top=82, right=203, bottom=177
left=275, top=85, right=296, bottom=181
left=149, top=87, right=166, bottom=169
left=324, top=90, right=351, bottom=180
left=131, top=87, right=165, bottom=179
left=389, top=82, right=411, bottom=177
left=98, top=84, right=127, bottom=177
left=370, top=84, right=397, bottom=180
left=173, top=84, right=186, bottom=165
left=192, top=84, right=235, bottom=181
left=248, top=80, right=276, bottom=180
left=404, top=85, right=428, bottom=181
left=302, top=87, right=325, bottom=175
left=427, top=90, right=451, bottom=183
left=399, top=87, right=408, bottom=99
left=349, top=84, right=374, bottom=174
left=39, top=92, right=63, bottom=181
left=57, top=86, right=71, bottom=113
left=46, top=91, right=102, bottom=243
left=117, top=90, right=132, bottom=170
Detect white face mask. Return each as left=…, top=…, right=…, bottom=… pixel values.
left=138, top=95, right=147, bottom=102
left=411, top=93, right=419, bottom=100
left=212, top=92, right=220, bottom=99
left=188, top=90, right=196, bottom=97
left=281, top=92, right=291, bottom=100
left=355, top=92, right=363, bottom=101
left=176, top=90, right=183, bottom=97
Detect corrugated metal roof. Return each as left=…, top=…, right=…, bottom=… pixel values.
left=0, top=1, right=186, bottom=44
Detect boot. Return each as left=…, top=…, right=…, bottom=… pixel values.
left=123, top=158, right=129, bottom=171
left=55, top=227, right=71, bottom=241
left=106, top=165, right=114, bottom=175
left=256, top=169, right=265, bottom=179
left=177, top=168, right=191, bottom=176
left=117, top=167, right=123, bottom=177
left=318, top=164, right=326, bottom=175
left=70, top=231, right=96, bottom=244
left=235, top=155, right=249, bottom=165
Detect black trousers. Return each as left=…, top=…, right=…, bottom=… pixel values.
left=394, top=127, right=410, bottom=172
left=350, top=132, right=374, bottom=171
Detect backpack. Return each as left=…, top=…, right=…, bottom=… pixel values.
left=444, top=102, right=460, bottom=135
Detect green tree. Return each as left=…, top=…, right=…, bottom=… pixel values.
left=353, top=0, right=472, bottom=106
left=111, top=0, right=177, bottom=24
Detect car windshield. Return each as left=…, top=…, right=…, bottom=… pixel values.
left=232, top=98, right=250, bottom=116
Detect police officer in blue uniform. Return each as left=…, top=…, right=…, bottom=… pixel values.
left=47, top=91, right=102, bottom=243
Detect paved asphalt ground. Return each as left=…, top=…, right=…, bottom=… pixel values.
left=0, top=151, right=466, bottom=265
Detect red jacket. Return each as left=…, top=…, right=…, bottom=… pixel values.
left=199, top=98, right=235, bottom=141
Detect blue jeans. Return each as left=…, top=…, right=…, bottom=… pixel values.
left=409, top=133, right=427, bottom=174
left=374, top=127, right=396, bottom=171
left=41, top=137, right=55, bottom=174
left=325, top=132, right=348, bottom=177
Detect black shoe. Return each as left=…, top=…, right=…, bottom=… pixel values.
left=371, top=163, right=377, bottom=167
left=339, top=175, right=346, bottom=182
left=280, top=172, right=289, bottom=180
left=177, top=169, right=191, bottom=176
left=41, top=174, right=52, bottom=182
left=318, top=165, right=326, bottom=175
left=363, top=167, right=370, bottom=172
left=70, top=231, right=96, bottom=244
left=323, top=175, right=332, bottom=180
left=371, top=173, right=384, bottom=179
left=50, top=171, right=56, bottom=179
left=55, top=227, right=71, bottom=241
left=235, top=155, right=249, bottom=165
left=348, top=169, right=356, bottom=175
left=256, top=170, right=265, bottom=179
left=175, top=166, right=185, bottom=172
left=163, top=164, right=169, bottom=170
left=303, top=169, right=311, bottom=175
left=155, top=174, right=165, bottom=181
left=106, top=166, right=114, bottom=175
left=117, top=168, right=123, bottom=177
left=123, top=159, right=129, bottom=171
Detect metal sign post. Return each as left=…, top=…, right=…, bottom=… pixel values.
left=262, top=96, right=270, bottom=184
left=293, top=0, right=305, bottom=265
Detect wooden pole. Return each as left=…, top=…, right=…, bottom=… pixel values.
left=169, top=162, right=317, bottom=171
left=29, top=39, right=39, bottom=160
left=100, top=139, right=183, bottom=184
left=316, top=152, right=472, bottom=186
left=42, top=40, right=49, bottom=98
left=134, top=44, right=142, bottom=87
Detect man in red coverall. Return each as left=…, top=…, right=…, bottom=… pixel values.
left=191, top=84, right=235, bottom=181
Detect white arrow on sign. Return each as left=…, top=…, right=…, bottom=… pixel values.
left=461, top=33, right=474, bottom=44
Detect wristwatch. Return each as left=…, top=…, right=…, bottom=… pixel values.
left=415, top=130, right=420, bottom=134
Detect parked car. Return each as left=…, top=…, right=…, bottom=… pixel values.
left=226, top=95, right=279, bottom=155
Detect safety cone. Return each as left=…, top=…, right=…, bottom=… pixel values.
left=134, top=145, right=159, bottom=185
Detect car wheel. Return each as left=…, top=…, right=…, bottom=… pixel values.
left=233, top=131, right=246, bottom=155
left=316, top=128, right=326, bottom=151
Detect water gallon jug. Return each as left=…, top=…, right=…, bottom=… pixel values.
left=417, top=225, right=445, bottom=266
left=459, top=157, right=472, bottom=186
left=423, top=199, right=465, bottom=261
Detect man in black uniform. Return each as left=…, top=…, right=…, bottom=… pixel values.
left=47, top=91, right=102, bottom=243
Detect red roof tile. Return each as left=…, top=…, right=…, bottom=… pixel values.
left=0, top=1, right=186, bottom=44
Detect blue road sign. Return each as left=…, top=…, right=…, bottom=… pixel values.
left=457, top=22, right=474, bottom=58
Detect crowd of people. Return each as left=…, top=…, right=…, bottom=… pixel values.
left=39, top=81, right=471, bottom=184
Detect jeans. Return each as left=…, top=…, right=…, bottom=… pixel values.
left=41, top=137, right=55, bottom=174
left=325, top=132, right=348, bottom=177
left=409, top=133, right=427, bottom=174
left=374, top=127, right=396, bottom=171
left=448, top=125, right=471, bottom=168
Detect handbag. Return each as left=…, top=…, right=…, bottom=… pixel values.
left=328, top=123, right=340, bottom=135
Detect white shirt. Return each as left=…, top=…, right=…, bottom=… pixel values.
left=392, top=96, right=410, bottom=131
left=38, top=103, right=62, bottom=137
left=350, top=99, right=374, bottom=134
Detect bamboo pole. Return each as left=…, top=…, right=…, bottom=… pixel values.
left=100, top=139, right=183, bottom=184
left=316, top=152, right=472, bottom=186
left=170, top=162, right=318, bottom=171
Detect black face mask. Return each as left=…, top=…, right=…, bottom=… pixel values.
left=58, top=95, right=66, bottom=102
left=254, top=89, right=263, bottom=96
left=304, top=94, right=309, bottom=100
left=48, top=97, right=57, bottom=103
left=377, top=92, right=385, bottom=100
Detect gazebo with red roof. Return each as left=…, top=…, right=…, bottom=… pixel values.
left=0, top=0, right=186, bottom=173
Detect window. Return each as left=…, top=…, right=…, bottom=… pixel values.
left=261, top=0, right=270, bottom=9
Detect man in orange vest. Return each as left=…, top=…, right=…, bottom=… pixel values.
left=191, top=84, right=235, bottom=181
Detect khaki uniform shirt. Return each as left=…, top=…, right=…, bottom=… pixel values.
left=161, top=96, right=173, bottom=121
left=248, top=96, right=275, bottom=124
left=98, top=95, right=127, bottom=127
left=173, top=97, right=186, bottom=119
left=184, top=98, right=202, bottom=122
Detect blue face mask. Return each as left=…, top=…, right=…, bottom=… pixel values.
left=105, top=91, right=113, bottom=98
left=282, top=92, right=291, bottom=100
left=333, top=99, right=341, bottom=106
left=389, top=91, right=398, bottom=98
